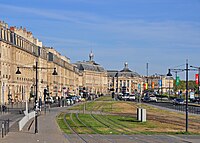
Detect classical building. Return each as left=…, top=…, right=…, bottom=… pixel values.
left=0, top=21, right=41, bottom=104
left=74, top=52, right=108, bottom=95
left=107, top=62, right=143, bottom=94
left=45, top=47, right=79, bottom=97
left=0, top=21, right=79, bottom=104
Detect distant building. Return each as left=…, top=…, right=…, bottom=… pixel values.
left=74, top=51, right=108, bottom=95
left=107, top=62, right=143, bottom=94
left=147, top=74, right=174, bottom=95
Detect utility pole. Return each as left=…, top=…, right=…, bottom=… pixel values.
left=186, top=59, right=189, bottom=132
left=35, top=61, right=38, bottom=133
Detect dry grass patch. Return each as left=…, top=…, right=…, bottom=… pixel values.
left=109, top=101, right=200, bottom=134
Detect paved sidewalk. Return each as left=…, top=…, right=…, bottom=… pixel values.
left=1, top=107, right=69, bottom=143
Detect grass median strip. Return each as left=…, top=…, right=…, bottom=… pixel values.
left=57, top=112, right=200, bottom=135
left=56, top=113, right=71, bottom=134
left=59, top=96, right=200, bottom=134
left=79, top=113, right=118, bottom=134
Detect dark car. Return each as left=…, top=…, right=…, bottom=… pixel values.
left=142, top=96, right=150, bottom=102
left=172, top=98, right=184, bottom=105
left=191, top=97, right=200, bottom=103
left=195, top=97, right=200, bottom=103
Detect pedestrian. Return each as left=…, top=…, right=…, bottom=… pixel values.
left=2, top=105, right=6, bottom=113
left=39, top=97, right=42, bottom=112
left=112, top=92, right=115, bottom=100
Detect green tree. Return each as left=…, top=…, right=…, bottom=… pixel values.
left=188, top=80, right=198, bottom=92
left=174, top=80, right=197, bottom=93
left=174, top=80, right=185, bottom=92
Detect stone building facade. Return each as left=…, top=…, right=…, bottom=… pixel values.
left=107, top=62, right=143, bottom=94
left=0, top=21, right=80, bottom=104
left=0, top=21, right=109, bottom=104
left=74, top=52, right=108, bottom=95
left=146, top=74, right=174, bottom=95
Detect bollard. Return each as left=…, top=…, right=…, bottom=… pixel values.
left=7, top=119, right=9, bottom=133
left=4, top=120, right=6, bottom=136
left=44, top=104, right=46, bottom=115
left=2, top=123, right=4, bottom=138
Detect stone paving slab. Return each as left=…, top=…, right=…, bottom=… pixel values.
left=1, top=107, right=69, bottom=143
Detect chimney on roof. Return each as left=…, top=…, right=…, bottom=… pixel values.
left=10, top=27, right=15, bottom=31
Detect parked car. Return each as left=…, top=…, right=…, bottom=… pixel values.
left=65, top=99, right=71, bottom=106
left=77, top=96, right=82, bottom=102
left=128, top=94, right=136, bottom=101
left=149, top=95, right=157, bottom=102
left=195, top=97, right=200, bottom=103
left=66, top=97, right=74, bottom=105
left=142, top=95, right=157, bottom=102
left=72, top=96, right=79, bottom=103
left=45, top=97, right=54, bottom=104
left=121, top=93, right=129, bottom=101
left=190, top=97, right=200, bottom=103
left=142, top=96, right=150, bottom=102
left=172, top=98, right=184, bottom=105
left=117, top=93, right=123, bottom=100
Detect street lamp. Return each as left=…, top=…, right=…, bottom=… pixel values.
left=167, top=60, right=189, bottom=132
left=16, top=61, right=57, bottom=134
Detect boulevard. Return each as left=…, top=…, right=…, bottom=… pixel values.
left=1, top=1, right=200, bottom=143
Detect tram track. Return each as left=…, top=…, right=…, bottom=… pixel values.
left=63, top=112, right=88, bottom=143
left=76, top=112, right=115, bottom=143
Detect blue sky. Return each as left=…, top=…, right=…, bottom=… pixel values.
left=0, top=0, right=200, bottom=79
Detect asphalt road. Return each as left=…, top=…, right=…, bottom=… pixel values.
left=65, top=134, right=200, bottom=143
left=145, top=101, right=200, bottom=115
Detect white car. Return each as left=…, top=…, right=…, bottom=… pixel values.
left=65, top=99, right=71, bottom=106
left=128, top=95, right=136, bottom=101
left=45, top=97, right=54, bottom=103
left=121, top=93, right=129, bottom=101
left=149, top=96, right=157, bottom=102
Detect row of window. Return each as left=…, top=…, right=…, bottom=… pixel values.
left=16, top=77, right=33, bottom=82
left=0, top=28, right=39, bottom=56
left=0, top=26, right=78, bottom=80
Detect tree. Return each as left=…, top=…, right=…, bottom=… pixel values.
left=188, top=80, right=198, bottom=92
left=174, top=80, right=197, bottom=93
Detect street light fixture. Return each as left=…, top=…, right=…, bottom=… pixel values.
left=167, top=69, right=172, bottom=76
left=16, top=61, right=58, bottom=134
left=16, top=67, right=21, bottom=74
